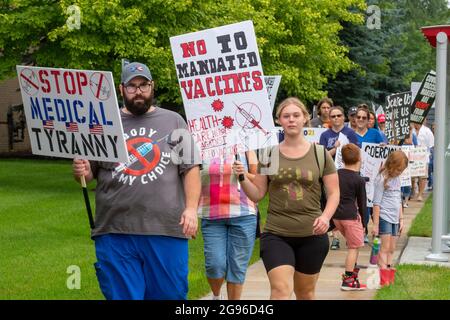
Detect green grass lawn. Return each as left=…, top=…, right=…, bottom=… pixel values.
left=376, top=195, right=450, bottom=300
left=408, top=194, right=433, bottom=237
left=0, top=158, right=267, bottom=300
left=375, top=264, right=450, bottom=300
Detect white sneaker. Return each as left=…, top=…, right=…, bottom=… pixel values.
left=212, top=294, right=223, bottom=300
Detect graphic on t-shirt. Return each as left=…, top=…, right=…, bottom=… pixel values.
left=275, top=167, right=313, bottom=204
left=111, top=127, right=171, bottom=185
left=123, top=137, right=161, bottom=176
left=284, top=181, right=303, bottom=201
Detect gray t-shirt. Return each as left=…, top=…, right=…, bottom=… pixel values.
left=372, top=174, right=402, bottom=224
left=90, top=107, right=200, bottom=239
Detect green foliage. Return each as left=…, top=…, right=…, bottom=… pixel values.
left=327, top=0, right=449, bottom=110
left=408, top=194, right=433, bottom=237
left=0, top=0, right=364, bottom=110
left=375, top=264, right=450, bottom=300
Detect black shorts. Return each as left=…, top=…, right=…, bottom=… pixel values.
left=260, top=232, right=329, bottom=275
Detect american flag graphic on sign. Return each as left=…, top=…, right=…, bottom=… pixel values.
left=43, top=120, right=54, bottom=130
left=89, top=124, right=104, bottom=134
left=65, top=122, right=79, bottom=132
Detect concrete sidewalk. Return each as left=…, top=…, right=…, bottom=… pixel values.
left=200, top=192, right=430, bottom=300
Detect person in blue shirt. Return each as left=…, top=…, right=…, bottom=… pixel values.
left=354, top=107, right=384, bottom=146
left=319, top=106, right=360, bottom=159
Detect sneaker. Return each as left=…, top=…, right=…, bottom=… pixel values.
left=330, top=238, right=340, bottom=250
left=364, top=234, right=369, bottom=244
left=212, top=294, right=223, bottom=300
left=417, top=195, right=423, bottom=202
left=341, top=273, right=367, bottom=291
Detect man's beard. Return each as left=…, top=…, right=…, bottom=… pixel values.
left=123, top=92, right=153, bottom=116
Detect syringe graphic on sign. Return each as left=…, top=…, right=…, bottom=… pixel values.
left=112, top=134, right=170, bottom=177
left=233, top=101, right=269, bottom=135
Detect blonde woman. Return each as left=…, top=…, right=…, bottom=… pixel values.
left=233, top=97, right=339, bottom=300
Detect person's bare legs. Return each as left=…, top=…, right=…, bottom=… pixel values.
left=208, top=278, right=224, bottom=297
left=226, top=282, right=243, bottom=300
left=417, top=178, right=427, bottom=201
left=345, top=248, right=359, bottom=272
left=386, top=236, right=398, bottom=267
left=267, top=265, right=295, bottom=300
left=293, top=272, right=320, bottom=300
left=378, top=235, right=391, bottom=269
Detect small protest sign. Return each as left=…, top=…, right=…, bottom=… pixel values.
left=264, top=76, right=281, bottom=111
left=303, top=128, right=327, bottom=144
left=361, top=143, right=402, bottom=206
left=170, top=21, right=278, bottom=160
left=410, top=71, right=436, bottom=124
left=334, top=133, right=350, bottom=170
left=385, top=91, right=412, bottom=144
left=16, top=65, right=128, bottom=163
left=400, top=145, right=412, bottom=187
left=409, top=146, right=428, bottom=177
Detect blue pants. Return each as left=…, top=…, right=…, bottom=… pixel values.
left=201, top=215, right=256, bottom=284
left=94, top=234, right=188, bottom=300
left=401, top=186, right=411, bottom=199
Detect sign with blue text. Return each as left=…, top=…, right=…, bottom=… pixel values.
left=16, top=65, right=128, bottom=162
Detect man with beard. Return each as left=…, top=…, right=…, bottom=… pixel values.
left=72, top=62, right=201, bottom=300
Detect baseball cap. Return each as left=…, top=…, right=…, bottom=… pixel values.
left=348, top=106, right=358, bottom=116
left=377, top=114, right=386, bottom=123
left=121, top=62, right=152, bottom=84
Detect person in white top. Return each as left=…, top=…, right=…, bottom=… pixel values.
left=412, top=122, right=434, bottom=201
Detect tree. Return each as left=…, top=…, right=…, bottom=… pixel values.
left=0, top=0, right=365, bottom=111
left=326, top=0, right=449, bottom=110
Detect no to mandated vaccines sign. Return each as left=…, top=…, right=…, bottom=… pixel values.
left=16, top=65, right=128, bottom=163
left=170, top=21, right=278, bottom=160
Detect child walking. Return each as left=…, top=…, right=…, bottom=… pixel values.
left=372, top=151, right=409, bottom=287
left=332, top=144, right=367, bottom=290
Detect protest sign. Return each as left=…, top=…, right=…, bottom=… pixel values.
left=375, top=105, right=384, bottom=117
left=264, top=75, right=281, bottom=111
left=361, top=143, right=402, bottom=206
left=385, top=91, right=412, bottom=144
left=274, top=127, right=326, bottom=144
left=303, top=128, right=327, bottom=144
left=409, top=146, right=428, bottom=177
left=334, top=132, right=350, bottom=170
left=170, top=21, right=277, bottom=160
left=410, top=71, right=436, bottom=124
left=400, top=145, right=412, bottom=187
left=16, top=65, right=128, bottom=162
